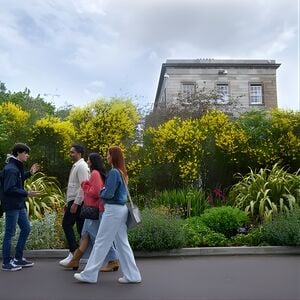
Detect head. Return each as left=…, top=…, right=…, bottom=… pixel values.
left=12, top=143, right=31, bottom=162
left=87, top=153, right=106, bottom=181
left=107, top=146, right=128, bottom=181
left=70, top=144, right=85, bottom=162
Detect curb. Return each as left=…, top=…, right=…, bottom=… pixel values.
left=22, top=246, right=300, bottom=259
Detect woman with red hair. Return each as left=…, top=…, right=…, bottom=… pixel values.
left=74, top=146, right=141, bottom=284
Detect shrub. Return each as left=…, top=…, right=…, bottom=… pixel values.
left=24, top=172, right=65, bottom=219
left=0, top=213, right=65, bottom=250
left=183, top=216, right=228, bottom=247
left=261, top=208, right=300, bottom=246
left=154, top=188, right=210, bottom=218
left=128, top=208, right=185, bottom=251
left=230, top=227, right=264, bottom=246
left=229, top=164, right=300, bottom=223
left=200, top=206, right=249, bottom=238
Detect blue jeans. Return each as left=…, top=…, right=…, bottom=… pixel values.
left=2, top=209, right=30, bottom=264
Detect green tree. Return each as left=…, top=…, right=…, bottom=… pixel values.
left=68, top=98, right=140, bottom=158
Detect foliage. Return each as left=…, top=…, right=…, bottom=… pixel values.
left=199, top=206, right=249, bottom=238
left=0, top=82, right=55, bottom=123
left=24, top=172, right=65, bottom=219
left=229, top=227, right=264, bottom=246
left=183, top=217, right=228, bottom=247
left=128, top=208, right=185, bottom=251
left=229, top=164, right=300, bottom=223
left=154, top=188, right=209, bottom=217
left=0, top=213, right=65, bottom=250
left=261, top=208, right=300, bottom=246
left=0, top=102, right=30, bottom=164
left=25, top=213, right=65, bottom=249
left=68, top=98, right=140, bottom=158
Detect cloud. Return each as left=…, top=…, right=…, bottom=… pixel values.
left=0, top=0, right=298, bottom=109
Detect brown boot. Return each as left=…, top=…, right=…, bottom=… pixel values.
left=101, top=260, right=120, bottom=272
left=63, top=249, right=84, bottom=270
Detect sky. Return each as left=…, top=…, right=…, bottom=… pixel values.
left=0, top=0, right=299, bottom=111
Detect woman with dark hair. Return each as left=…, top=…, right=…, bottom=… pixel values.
left=74, top=146, right=141, bottom=284
left=64, top=153, right=118, bottom=271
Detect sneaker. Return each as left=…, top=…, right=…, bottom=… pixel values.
left=118, top=277, right=141, bottom=284
left=59, top=252, right=73, bottom=266
left=13, top=258, right=34, bottom=268
left=2, top=261, right=22, bottom=272
left=74, top=273, right=95, bottom=283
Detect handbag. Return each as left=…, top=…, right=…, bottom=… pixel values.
left=120, top=172, right=142, bottom=229
left=80, top=205, right=99, bottom=220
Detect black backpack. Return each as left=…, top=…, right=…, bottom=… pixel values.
left=0, top=169, right=4, bottom=217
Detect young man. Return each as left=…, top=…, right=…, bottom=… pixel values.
left=59, top=144, right=89, bottom=266
left=2, top=143, right=40, bottom=271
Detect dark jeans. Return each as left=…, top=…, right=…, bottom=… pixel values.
left=62, top=201, right=84, bottom=253
left=2, top=208, right=30, bottom=264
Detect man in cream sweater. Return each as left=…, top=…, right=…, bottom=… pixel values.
left=59, top=144, right=89, bottom=266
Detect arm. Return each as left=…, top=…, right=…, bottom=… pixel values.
left=100, top=169, right=120, bottom=200
left=82, top=170, right=103, bottom=199
left=3, top=169, right=28, bottom=197
left=74, top=163, right=89, bottom=205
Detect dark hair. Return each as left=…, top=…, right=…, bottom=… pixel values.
left=71, top=144, right=85, bottom=156
left=88, top=153, right=106, bottom=182
left=12, top=143, right=31, bottom=157
left=108, top=146, right=128, bottom=183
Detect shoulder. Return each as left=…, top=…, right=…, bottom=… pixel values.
left=90, top=170, right=100, bottom=179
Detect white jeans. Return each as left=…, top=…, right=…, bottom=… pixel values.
left=79, top=204, right=141, bottom=283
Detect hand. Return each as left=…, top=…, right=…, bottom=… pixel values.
left=27, top=190, right=40, bottom=197
left=30, top=163, right=40, bottom=174
left=70, top=203, right=78, bottom=214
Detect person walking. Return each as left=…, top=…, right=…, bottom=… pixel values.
left=59, top=144, right=89, bottom=267
left=63, top=153, right=119, bottom=271
left=74, top=146, right=141, bottom=284
left=1, top=143, right=40, bottom=271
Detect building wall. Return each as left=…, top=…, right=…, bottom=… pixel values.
left=156, top=64, right=278, bottom=110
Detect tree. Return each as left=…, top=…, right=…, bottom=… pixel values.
left=68, top=98, right=140, bottom=158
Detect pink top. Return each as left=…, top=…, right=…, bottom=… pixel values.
left=81, top=170, right=105, bottom=212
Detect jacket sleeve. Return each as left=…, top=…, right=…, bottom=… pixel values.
left=3, top=169, right=28, bottom=197
left=82, top=170, right=102, bottom=199
left=100, top=169, right=120, bottom=200
left=74, top=164, right=90, bottom=205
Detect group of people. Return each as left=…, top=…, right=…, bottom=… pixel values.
left=1, top=142, right=141, bottom=284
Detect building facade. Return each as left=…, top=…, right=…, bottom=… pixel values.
left=153, top=59, right=280, bottom=112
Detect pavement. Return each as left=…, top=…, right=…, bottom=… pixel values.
left=1, top=247, right=300, bottom=300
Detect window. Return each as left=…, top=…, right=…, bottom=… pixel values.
left=216, top=84, right=229, bottom=103
left=181, top=83, right=195, bottom=97
left=250, top=84, right=263, bottom=104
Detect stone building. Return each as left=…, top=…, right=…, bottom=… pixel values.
left=153, top=59, right=280, bottom=113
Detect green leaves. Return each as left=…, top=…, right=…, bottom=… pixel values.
left=230, top=164, right=300, bottom=223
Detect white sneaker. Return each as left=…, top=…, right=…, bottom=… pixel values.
left=59, top=252, right=73, bottom=266
left=74, top=273, right=95, bottom=283
left=118, top=277, right=141, bottom=284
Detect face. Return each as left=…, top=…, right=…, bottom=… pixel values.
left=70, top=147, right=81, bottom=162
left=107, top=151, right=112, bottom=165
left=17, top=151, right=29, bottom=162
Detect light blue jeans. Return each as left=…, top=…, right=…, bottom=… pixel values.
left=79, top=204, right=141, bottom=283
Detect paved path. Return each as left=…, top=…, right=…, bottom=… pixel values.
left=0, top=255, right=299, bottom=300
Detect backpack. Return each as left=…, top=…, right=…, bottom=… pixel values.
left=0, top=169, right=4, bottom=217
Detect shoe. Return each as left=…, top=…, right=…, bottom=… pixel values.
left=118, top=277, right=141, bottom=284
left=59, top=252, right=73, bottom=266
left=13, top=258, right=34, bottom=268
left=64, top=249, right=84, bottom=270
left=101, top=260, right=119, bottom=272
left=2, top=260, right=22, bottom=272
left=74, top=273, right=94, bottom=283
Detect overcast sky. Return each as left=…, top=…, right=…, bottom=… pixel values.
left=0, top=0, right=299, bottom=110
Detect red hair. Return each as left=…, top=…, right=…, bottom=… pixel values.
left=108, top=146, right=128, bottom=183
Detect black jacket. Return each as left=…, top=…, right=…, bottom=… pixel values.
left=2, top=157, right=31, bottom=211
